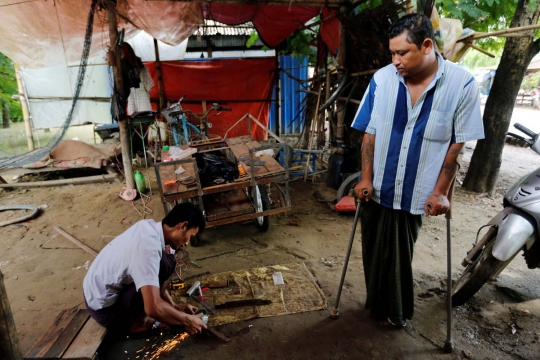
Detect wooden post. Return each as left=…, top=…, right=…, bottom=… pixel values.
left=206, top=36, right=213, bottom=58
left=106, top=5, right=135, bottom=190
left=153, top=38, right=166, bottom=111
left=0, top=271, right=23, bottom=360
left=274, top=53, right=281, bottom=137
left=335, top=7, right=347, bottom=145
left=14, top=64, right=34, bottom=151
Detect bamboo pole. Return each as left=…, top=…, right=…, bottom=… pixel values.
left=469, top=44, right=495, bottom=58
left=335, top=6, right=347, bottom=145
left=53, top=226, right=99, bottom=257
left=153, top=38, right=165, bottom=111
left=297, top=89, right=360, bottom=105
left=14, top=64, right=34, bottom=151
left=0, top=174, right=118, bottom=188
left=458, top=24, right=540, bottom=41
left=106, top=5, right=135, bottom=190
left=0, top=271, right=23, bottom=360
left=304, top=84, right=322, bottom=181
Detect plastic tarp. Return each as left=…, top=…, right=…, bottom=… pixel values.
left=21, top=53, right=112, bottom=129
left=203, top=4, right=319, bottom=47
left=21, top=31, right=187, bottom=129
left=126, top=31, right=188, bottom=62
left=146, top=58, right=275, bottom=141
left=0, top=0, right=326, bottom=69
left=320, top=8, right=340, bottom=55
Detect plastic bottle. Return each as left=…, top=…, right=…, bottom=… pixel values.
left=134, top=170, right=148, bottom=194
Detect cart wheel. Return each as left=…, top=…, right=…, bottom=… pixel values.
left=254, top=185, right=271, bottom=232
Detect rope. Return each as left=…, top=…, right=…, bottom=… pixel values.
left=0, top=2, right=96, bottom=167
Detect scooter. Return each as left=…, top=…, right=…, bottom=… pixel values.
left=452, top=122, right=540, bottom=306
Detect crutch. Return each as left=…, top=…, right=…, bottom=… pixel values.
left=330, top=188, right=370, bottom=320
left=427, top=172, right=459, bottom=352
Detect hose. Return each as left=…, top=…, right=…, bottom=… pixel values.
left=0, top=205, right=39, bottom=227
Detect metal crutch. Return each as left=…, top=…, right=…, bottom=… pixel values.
left=330, top=189, right=369, bottom=320
left=427, top=176, right=458, bottom=352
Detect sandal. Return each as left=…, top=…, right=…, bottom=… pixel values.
left=386, top=316, right=408, bottom=328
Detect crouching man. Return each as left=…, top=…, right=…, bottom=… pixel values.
left=83, top=202, right=207, bottom=337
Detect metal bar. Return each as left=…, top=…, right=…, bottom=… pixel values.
left=205, top=206, right=291, bottom=228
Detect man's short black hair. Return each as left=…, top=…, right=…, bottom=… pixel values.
left=163, top=202, right=206, bottom=233
left=389, top=13, right=435, bottom=49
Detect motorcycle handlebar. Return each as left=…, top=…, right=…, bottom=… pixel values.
left=514, top=123, right=537, bottom=139
left=507, top=132, right=533, bottom=146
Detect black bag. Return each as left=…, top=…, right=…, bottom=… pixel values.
left=195, top=153, right=239, bottom=187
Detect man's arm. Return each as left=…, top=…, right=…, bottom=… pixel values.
left=424, top=142, right=464, bottom=216
left=140, top=285, right=206, bottom=334
left=354, top=132, right=375, bottom=201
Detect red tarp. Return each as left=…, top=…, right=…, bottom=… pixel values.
left=320, top=8, right=340, bottom=55
left=145, top=58, right=275, bottom=141
left=203, top=4, right=319, bottom=48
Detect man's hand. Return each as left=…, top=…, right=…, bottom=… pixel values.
left=354, top=179, right=373, bottom=202
left=184, top=313, right=207, bottom=335
left=175, top=304, right=197, bottom=314
left=424, top=193, right=450, bottom=216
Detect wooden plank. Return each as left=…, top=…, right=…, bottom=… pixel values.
left=25, top=308, right=78, bottom=359
left=43, top=310, right=90, bottom=359
left=158, top=159, right=197, bottom=195
left=61, top=318, right=107, bottom=360
left=53, top=227, right=98, bottom=258
left=0, top=270, right=23, bottom=360
left=225, top=137, right=285, bottom=179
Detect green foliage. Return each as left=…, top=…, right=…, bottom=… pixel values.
left=0, top=52, right=23, bottom=122
left=436, top=0, right=519, bottom=52
left=246, top=31, right=259, bottom=49
left=459, top=47, right=501, bottom=70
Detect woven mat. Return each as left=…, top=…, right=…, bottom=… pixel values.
left=172, top=263, right=327, bottom=326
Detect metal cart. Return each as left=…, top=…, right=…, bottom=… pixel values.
left=154, top=115, right=291, bottom=235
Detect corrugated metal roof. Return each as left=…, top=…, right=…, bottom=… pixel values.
left=193, top=20, right=255, bottom=36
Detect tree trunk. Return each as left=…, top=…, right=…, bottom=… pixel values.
left=2, top=101, right=9, bottom=129
left=463, top=0, right=540, bottom=193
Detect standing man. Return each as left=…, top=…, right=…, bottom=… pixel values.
left=352, top=13, right=484, bottom=327
left=83, top=202, right=207, bottom=337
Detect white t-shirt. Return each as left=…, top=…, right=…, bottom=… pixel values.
left=83, top=220, right=165, bottom=310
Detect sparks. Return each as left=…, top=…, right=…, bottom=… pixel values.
left=146, top=332, right=189, bottom=359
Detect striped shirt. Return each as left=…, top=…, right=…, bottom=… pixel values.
left=351, top=53, right=484, bottom=215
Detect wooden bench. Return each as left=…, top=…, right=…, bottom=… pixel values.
left=24, top=308, right=107, bottom=360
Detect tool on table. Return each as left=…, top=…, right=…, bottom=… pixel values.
left=330, top=188, right=370, bottom=320
left=187, top=281, right=219, bottom=315
left=170, top=278, right=185, bottom=290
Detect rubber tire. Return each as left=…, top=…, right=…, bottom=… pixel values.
left=274, top=144, right=294, bottom=168
left=452, top=234, right=510, bottom=307
left=190, top=235, right=202, bottom=247
left=336, top=171, right=362, bottom=201
left=254, top=185, right=271, bottom=232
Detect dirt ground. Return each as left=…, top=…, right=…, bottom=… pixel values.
left=3, top=116, right=540, bottom=359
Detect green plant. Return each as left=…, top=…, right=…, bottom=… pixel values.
left=0, top=52, right=23, bottom=122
